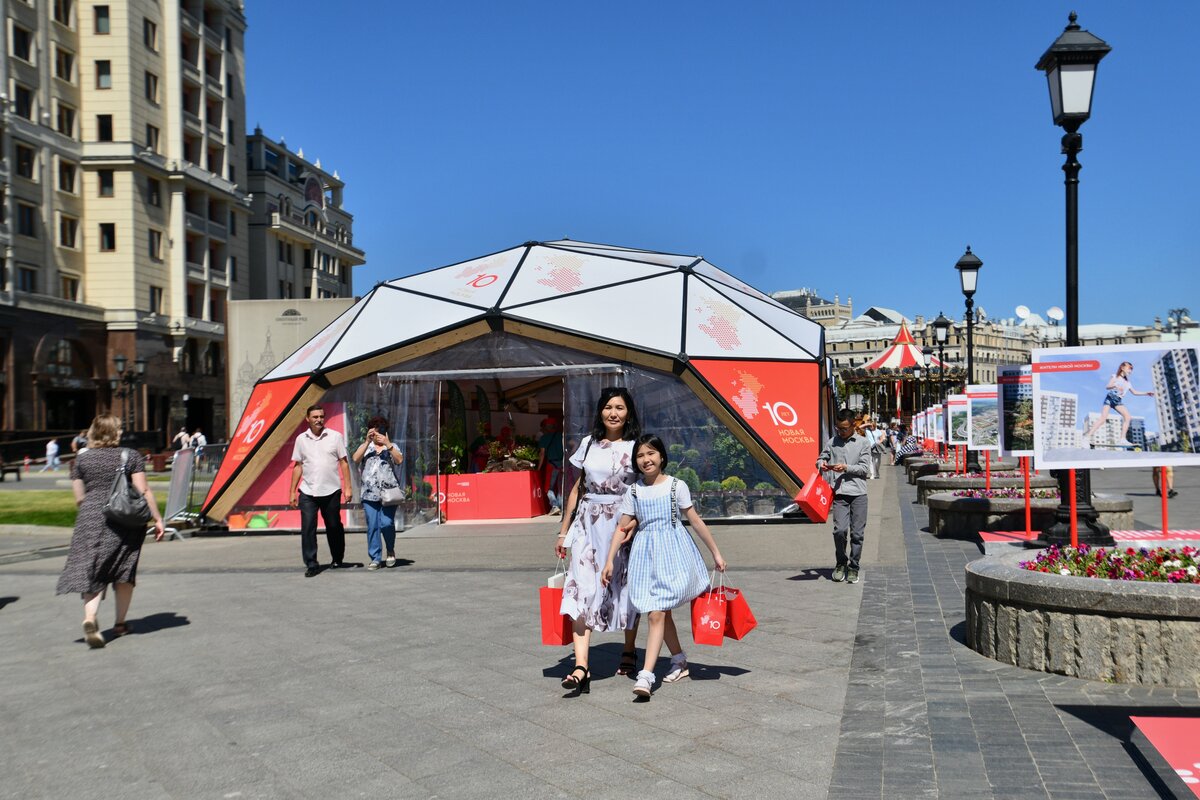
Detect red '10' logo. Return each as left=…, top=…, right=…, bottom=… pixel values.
left=468, top=274, right=498, bottom=288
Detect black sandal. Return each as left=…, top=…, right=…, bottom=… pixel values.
left=617, top=650, right=637, bottom=676
left=561, top=665, right=590, bottom=694
left=112, top=623, right=130, bottom=638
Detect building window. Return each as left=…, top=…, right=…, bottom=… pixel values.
left=229, top=256, right=237, bottom=282
left=60, top=275, right=80, bottom=301
left=17, top=267, right=37, bottom=293
left=97, top=115, right=113, bottom=141
left=149, top=285, right=163, bottom=314
left=12, top=25, right=33, bottom=61
left=95, top=60, right=112, bottom=89
left=59, top=216, right=79, bottom=248
left=144, top=71, right=159, bottom=103
left=143, top=18, right=158, bottom=50
left=145, top=124, right=160, bottom=153
left=58, top=160, right=78, bottom=193
left=147, top=177, right=162, bottom=207
left=228, top=210, right=236, bottom=236
left=98, top=169, right=114, bottom=197
left=99, top=223, right=116, bottom=251
left=148, top=229, right=163, bottom=261
left=226, top=73, right=234, bottom=98
left=54, top=0, right=74, bottom=26
left=55, top=46, right=76, bottom=82
left=94, top=5, right=109, bottom=34
left=15, top=144, right=36, bottom=180
left=287, top=244, right=294, bottom=264
left=17, top=204, right=38, bottom=238
left=14, top=85, right=34, bottom=120
left=227, top=164, right=235, bottom=182
left=56, top=103, right=76, bottom=136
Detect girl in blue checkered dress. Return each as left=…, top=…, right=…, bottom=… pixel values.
left=602, top=434, right=726, bottom=700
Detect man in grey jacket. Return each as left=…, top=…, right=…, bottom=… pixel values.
left=817, top=409, right=873, bottom=584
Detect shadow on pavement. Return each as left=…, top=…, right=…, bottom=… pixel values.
left=124, top=611, right=191, bottom=635
left=948, top=620, right=967, bottom=646
left=0, top=596, right=18, bottom=611
left=788, top=567, right=835, bottom=581
left=688, top=662, right=751, bottom=681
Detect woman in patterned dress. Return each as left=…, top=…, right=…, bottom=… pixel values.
left=554, top=387, right=642, bottom=694
left=602, top=434, right=726, bottom=699
left=56, top=415, right=165, bottom=648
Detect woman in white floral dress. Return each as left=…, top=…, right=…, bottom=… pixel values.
left=554, top=387, right=641, bottom=694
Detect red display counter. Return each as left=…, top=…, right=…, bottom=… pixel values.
left=428, top=471, right=546, bottom=521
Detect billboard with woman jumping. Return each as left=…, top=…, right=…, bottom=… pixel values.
left=1031, top=343, right=1200, bottom=469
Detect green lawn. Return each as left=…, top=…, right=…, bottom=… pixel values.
left=0, top=491, right=167, bottom=527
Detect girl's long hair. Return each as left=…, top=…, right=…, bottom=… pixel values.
left=588, top=387, right=641, bottom=442
left=1116, top=361, right=1133, bottom=378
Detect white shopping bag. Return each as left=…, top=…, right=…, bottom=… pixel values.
left=547, top=558, right=567, bottom=589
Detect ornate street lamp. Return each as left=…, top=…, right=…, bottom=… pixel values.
left=914, top=366, right=924, bottom=411
left=1036, top=12, right=1113, bottom=547
left=955, top=248, right=982, bottom=471
left=932, top=312, right=951, bottom=402
left=110, top=354, right=147, bottom=434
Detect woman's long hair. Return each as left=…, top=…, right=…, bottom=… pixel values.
left=588, top=387, right=641, bottom=442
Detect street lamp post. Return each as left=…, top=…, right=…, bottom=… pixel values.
left=914, top=366, right=924, bottom=413
left=955, top=248, right=982, bottom=472
left=109, top=354, right=146, bottom=436
left=1037, top=12, right=1114, bottom=547
left=933, top=312, right=951, bottom=403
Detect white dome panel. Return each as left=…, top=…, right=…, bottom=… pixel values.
left=704, top=279, right=823, bottom=358
left=263, top=300, right=364, bottom=380
left=385, top=247, right=524, bottom=309
left=685, top=278, right=812, bottom=359
left=502, top=249, right=676, bottom=307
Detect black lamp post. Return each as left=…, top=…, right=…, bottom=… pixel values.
left=109, top=354, right=146, bottom=434
left=932, top=312, right=951, bottom=403
left=955, top=249, right=982, bottom=471
left=1036, top=12, right=1113, bottom=547
left=914, top=366, right=924, bottom=412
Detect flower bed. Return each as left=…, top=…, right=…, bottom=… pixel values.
left=951, top=488, right=1059, bottom=500
left=1021, top=544, right=1200, bottom=584
left=926, top=491, right=1133, bottom=537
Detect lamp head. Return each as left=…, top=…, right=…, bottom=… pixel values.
left=955, top=246, right=983, bottom=298
left=113, top=353, right=127, bottom=375
left=1036, top=12, right=1110, bottom=133
left=932, top=312, right=951, bottom=344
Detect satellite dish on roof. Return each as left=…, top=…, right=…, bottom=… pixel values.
left=1015, top=305, right=1030, bottom=319
left=1047, top=306, right=1064, bottom=321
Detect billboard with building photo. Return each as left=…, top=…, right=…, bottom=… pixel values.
left=932, top=404, right=945, bottom=443
left=946, top=394, right=969, bottom=445
left=1032, top=342, right=1200, bottom=469
left=998, top=364, right=1035, bottom=458
left=966, top=384, right=1000, bottom=451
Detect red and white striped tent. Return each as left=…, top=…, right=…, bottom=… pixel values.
left=862, top=321, right=943, bottom=370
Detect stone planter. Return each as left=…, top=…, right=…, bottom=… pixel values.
left=723, top=494, right=748, bottom=517
left=916, top=474, right=1057, bottom=504
left=927, top=492, right=1134, bottom=537
left=748, top=491, right=782, bottom=515
left=965, top=549, right=1200, bottom=688
left=697, top=493, right=724, bottom=518
left=906, top=458, right=1020, bottom=485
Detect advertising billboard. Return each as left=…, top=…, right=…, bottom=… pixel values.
left=966, top=384, right=1000, bottom=451
left=946, top=394, right=969, bottom=445
left=997, top=364, right=1035, bottom=458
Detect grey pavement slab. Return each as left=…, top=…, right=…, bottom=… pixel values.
left=2, top=464, right=1197, bottom=798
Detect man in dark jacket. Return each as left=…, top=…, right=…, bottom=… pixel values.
left=817, top=409, right=873, bottom=584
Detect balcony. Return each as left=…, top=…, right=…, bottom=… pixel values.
left=180, top=9, right=200, bottom=34
left=183, top=110, right=203, bottom=134
left=207, top=220, right=227, bottom=240
left=185, top=212, right=208, bottom=235
left=268, top=212, right=366, bottom=266
left=182, top=60, right=201, bottom=83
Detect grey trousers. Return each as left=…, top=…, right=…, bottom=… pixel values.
left=831, top=493, right=868, bottom=569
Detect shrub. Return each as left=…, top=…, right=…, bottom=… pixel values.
left=673, top=467, right=700, bottom=494
left=699, top=480, right=721, bottom=492
left=721, top=476, right=747, bottom=491
left=754, top=481, right=776, bottom=491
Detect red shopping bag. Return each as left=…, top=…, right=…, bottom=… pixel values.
left=690, top=586, right=727, bottom=646
left=539, top=586, right=573, bottom=646
left=723, top=586, right=757, bottom=640
left=795, top=471, right=833, bottom=523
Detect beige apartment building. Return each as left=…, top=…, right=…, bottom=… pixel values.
left=1, top=0, right=248, bottom=443
left=244, top=129, right=363, bottom=301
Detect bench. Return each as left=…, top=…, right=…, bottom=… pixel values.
left=1, top=465, right=22, bottom=482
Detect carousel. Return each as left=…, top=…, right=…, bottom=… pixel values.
left=838, top=321, right=964, bottom=422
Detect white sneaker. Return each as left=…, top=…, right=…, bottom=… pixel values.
left=663, top=653, right=689, bottom=683
left=1118, top=439, right=1134, bottom=447
left=633, top=670, right=654, bottom=698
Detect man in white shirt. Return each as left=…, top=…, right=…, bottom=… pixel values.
left=289, top=404, right=352, bottom=577
left=41, top=439, right=60, bottom=471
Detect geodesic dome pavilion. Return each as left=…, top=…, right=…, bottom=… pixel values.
left=203, top=240, right=830, bottom=520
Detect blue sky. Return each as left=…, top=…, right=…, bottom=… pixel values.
left=245, top=2, right=1198, bottom=327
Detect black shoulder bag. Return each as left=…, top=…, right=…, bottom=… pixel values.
left=103, top=449, right=153, bottom=529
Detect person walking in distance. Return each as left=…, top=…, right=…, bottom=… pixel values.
left=817, top=409, right=873, bottom=585
left=40, top=438, right=61, bottom=472
left=289, top=405, right=352, bottom=577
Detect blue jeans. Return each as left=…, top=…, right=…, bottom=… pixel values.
left=362, top=500, right=397, bottom=563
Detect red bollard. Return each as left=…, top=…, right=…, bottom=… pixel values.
left=23, top=455, right=31, bottom=473
left=985, top=451, right=991, bottom=490
left=1161, top=466, right=1169, bottom=538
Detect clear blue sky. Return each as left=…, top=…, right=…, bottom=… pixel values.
left=245, top=2, right=1198, bottom=327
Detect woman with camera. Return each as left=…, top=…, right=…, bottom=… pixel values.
left=352, top=416, right=404, bottom=570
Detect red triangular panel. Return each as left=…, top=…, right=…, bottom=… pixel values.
left=690, top=359, right=822, bottom=485
left=203, top=375, right=310, bottom=509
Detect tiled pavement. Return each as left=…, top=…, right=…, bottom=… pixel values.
left=1, top=466, right=1197, bottom=798
left=830, top=469, right=1200, bottom=799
